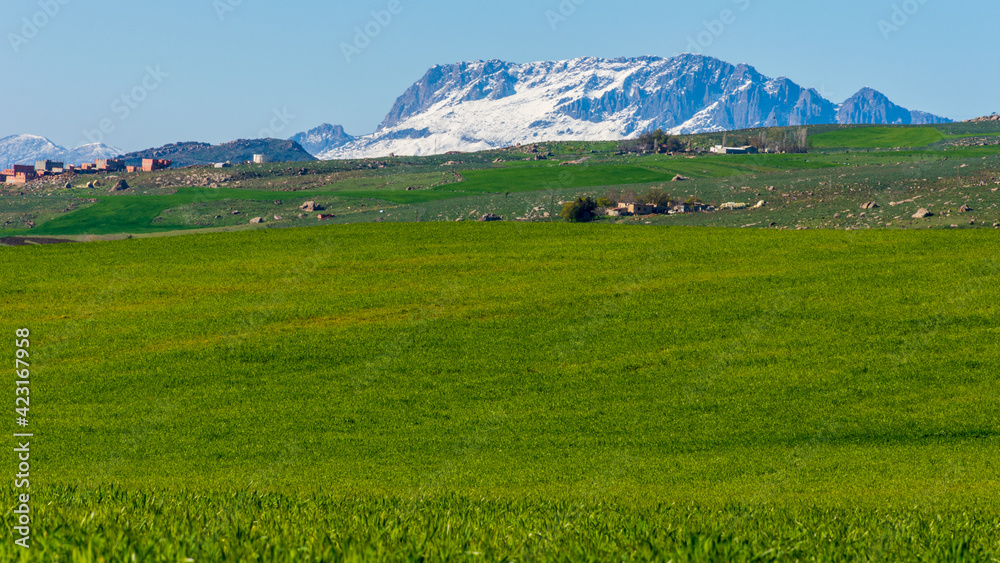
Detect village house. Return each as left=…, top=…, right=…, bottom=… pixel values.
left=35, top=160, right=64, bottom=174
left=710, top=145, right=759, bottom=155
left=142, top=159, right=172, bottom=172
left=96, top=159, right=125, bottom=172
left=2, top=165, right=37, bottom=184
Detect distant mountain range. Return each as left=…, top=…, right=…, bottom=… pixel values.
left=2, top=54, right=956, bottom=167
left=299, top=54, right=951, bottom=159
left=0, top=136, right=316, bottom=170
left=0, top=135, right=122, bottom=170
left=119, top=139, right=315, bottom=167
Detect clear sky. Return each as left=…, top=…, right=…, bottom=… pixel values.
left=3, top=0, right=998, bottom=152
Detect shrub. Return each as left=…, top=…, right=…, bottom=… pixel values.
left=560, top=197, right=598, bottom=223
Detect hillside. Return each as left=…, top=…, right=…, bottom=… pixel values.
left=315, top=54, right=950, bottom=159
left=2, top=122, right=1000, bottom=237
left=120, top=138, right=316, bottom=167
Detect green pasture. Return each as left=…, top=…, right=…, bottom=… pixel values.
left=808, top=127, right=945, bottom=149
left=2, top=223, right=999, bottom=559
left=437, top=165, right=675, bottom=194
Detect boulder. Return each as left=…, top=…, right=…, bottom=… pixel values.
left=249, top=217, right=263, bottom=224
left=109, top=180, right=129, bottom=192
left=912, top=208, right=933, bottom=219
left=959, top=204, right=973, bottom=213
left=300, top=201, right=320, bottom=212
left=64, top=182, right=72, bottom=189
left=478, top=213, right=502, bottom=222
left=860, top=201, right=880, bottom=210
left=86, top=181, right=94, bottom=189
left=672, top=174, right=690, bottom=182
left=317, top=214, right=335, bottom=220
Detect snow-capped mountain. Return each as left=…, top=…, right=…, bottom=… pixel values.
left=314, top=54, right=950, bottom=159
left=0, top=134, right=122, bottom=170
left=288, top=124, right=355, bottom=157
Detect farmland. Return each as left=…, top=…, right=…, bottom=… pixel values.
left=3, top=122, right=1000, bottom=239
left=2, top=223, right=1000, bottom=560
left=2, top=122, right=1000, bottom=560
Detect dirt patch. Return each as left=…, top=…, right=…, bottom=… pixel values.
left=0, top=237, right=77, bottom=247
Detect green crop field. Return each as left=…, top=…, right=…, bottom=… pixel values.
left=2, top=223, right=999, bottom=560
left=808, top=127, right=945, bottom=149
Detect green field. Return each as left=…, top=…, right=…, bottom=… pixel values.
left=3, top=223, right=999, bottom=560
left=808, top=127, right=945, bottom=149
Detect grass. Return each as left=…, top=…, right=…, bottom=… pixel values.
left=1, top=489, right=996, bottom=561
left=437, top=165, right=676, bottom=194
left=2, top=223, right=999, bottom=559
left=808, top=127, right=945, bottom=149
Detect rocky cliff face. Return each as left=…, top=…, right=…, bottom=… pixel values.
left=836, top=88, right=950, bottom=126
left=307, top=54, right=951, bottom=159
left=289, top=124, right=356, bottom=157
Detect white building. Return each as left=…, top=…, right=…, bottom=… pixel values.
left=710, top=145, right=759, bottom=155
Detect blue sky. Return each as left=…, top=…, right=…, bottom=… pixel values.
left=3, top=0, right=997, bottom=151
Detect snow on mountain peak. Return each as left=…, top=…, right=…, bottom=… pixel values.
left=308, top=54, right=950, bottom=160
left=0, top=135, right=123, bottom=170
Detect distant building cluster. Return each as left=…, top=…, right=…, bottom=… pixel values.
left=1, top=158, right=172, bottom=184
left=607, top=201, right=715, bottom=217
